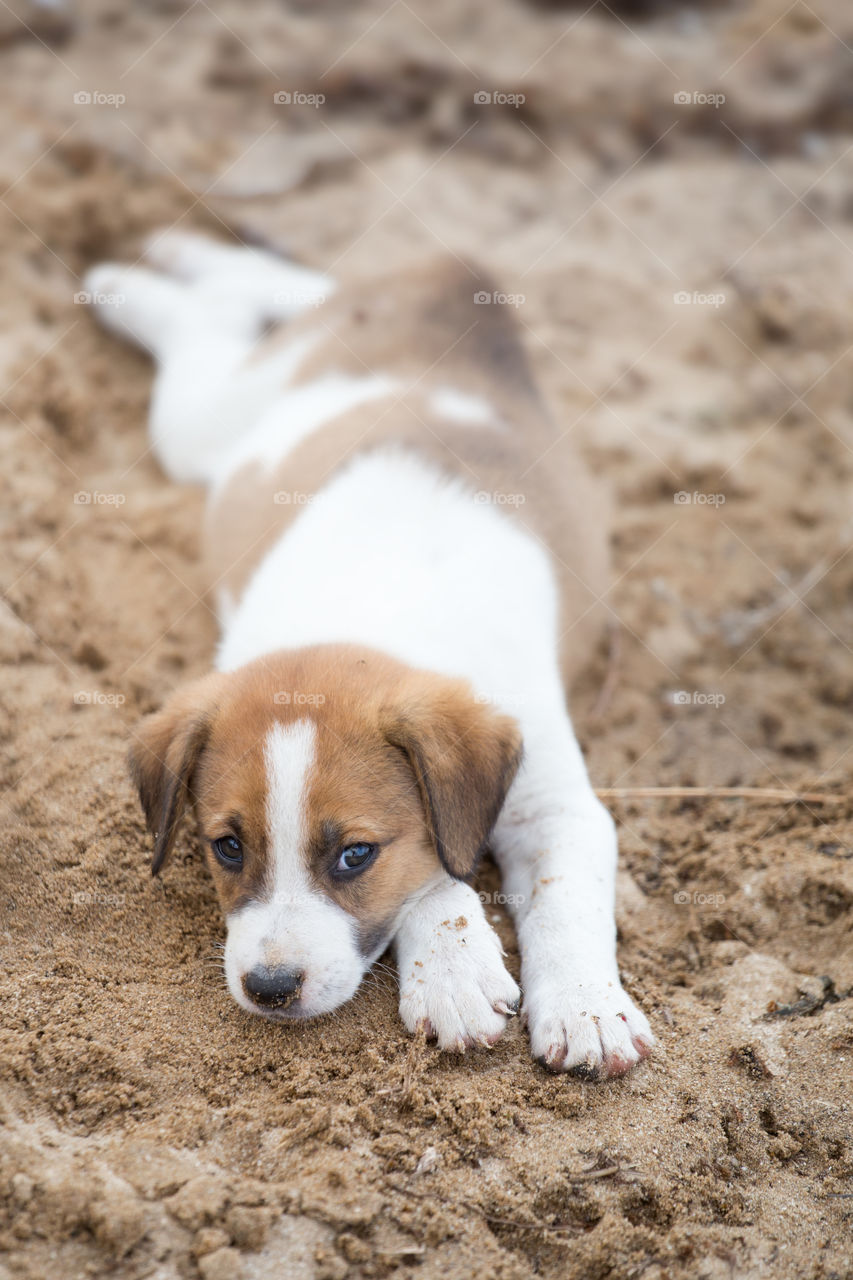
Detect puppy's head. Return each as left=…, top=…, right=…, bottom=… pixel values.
left=129, top=646, right=521, bottom=1020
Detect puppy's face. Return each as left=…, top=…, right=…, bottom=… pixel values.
left=129, top=646, right=521, bottom=1021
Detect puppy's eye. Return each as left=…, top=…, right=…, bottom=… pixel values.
left=212, top=836, right=243, bottom=869
left=334, top=842, right=377, bottom=875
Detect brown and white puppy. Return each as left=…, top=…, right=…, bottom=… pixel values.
left=85, top=237, right=654, bottom=1076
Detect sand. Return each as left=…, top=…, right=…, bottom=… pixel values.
left=1, top=1, right=852, bottom=1276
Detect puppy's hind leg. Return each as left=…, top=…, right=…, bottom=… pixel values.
left=84, top=262, right=259, bottom=484
left=83, top=263, right=216, bottom=359
left=143, top=229, right=333, bottom=323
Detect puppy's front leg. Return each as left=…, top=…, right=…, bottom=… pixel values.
left=393, top=878, right=520, bottom=1051
left=493, top=714, right=655, bottom=1078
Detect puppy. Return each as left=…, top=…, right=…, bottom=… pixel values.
left=85, top=234, right=653, bottom=1077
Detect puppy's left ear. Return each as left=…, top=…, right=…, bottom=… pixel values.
left=384, top=674, right=522, bottom=879
left=128, top=673, right=226, bottom=875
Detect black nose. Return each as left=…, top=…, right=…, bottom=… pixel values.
left=243, top=967, right=304, bottom=1009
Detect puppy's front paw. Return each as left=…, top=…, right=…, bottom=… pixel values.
left=525, top=978, right=654, bottom=1079
left=397, top=916, right=520, bottom=1053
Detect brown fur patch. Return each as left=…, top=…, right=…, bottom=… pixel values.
left=128, top=671, right=228, bottom=875
left=205, top=255, right=609, bottom=687
left=381, top=670, right=522, bottom=879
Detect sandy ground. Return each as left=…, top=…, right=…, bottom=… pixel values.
left=2, top=1, right=853, bottom=1277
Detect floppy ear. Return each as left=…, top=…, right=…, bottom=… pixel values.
left=128, top=673, right=225, bottom=876
left=384, top=675, right=522, bottom=879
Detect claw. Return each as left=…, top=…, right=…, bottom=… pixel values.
left=567, top=1061, right=600, bottom=1082
left=538, top=1045, right=568, bottom=1073
left=602, top=1053, right=634, bottom=1077
left=632, top=1037, right=654, bottom=1061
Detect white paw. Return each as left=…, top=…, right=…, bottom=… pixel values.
left=397, top=913, right=520, bottom=1052
left=81, top=263, right=190, bottom=351
left=524, top=978, right=654, bottom=1079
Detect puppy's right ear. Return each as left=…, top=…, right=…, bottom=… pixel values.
left=128, top=673, right=226, bottom=876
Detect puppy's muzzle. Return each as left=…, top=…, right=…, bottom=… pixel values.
left=242, top=966, right=304, bottom=1010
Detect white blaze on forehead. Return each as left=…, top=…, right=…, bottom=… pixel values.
left=264, top=719, right=317, bottom=900
left=224, top=716, right=364, bottom=1017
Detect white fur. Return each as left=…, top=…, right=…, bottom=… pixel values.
left=216, top=449, right=557, bottom=678
left=395, top=878, right=520, bottom=1050
left=88, top=231, right=654, bottom=1073
left=429, top=386, right=495, bottom=425
left=85, top=261, right=324, bottom=484
left=265, top=719, right=316, bottom=891
left=211, top=372, right=397, bottom=497
left=216, top=449, right=652, bottom=1068
left=144, top=228, right=334, bottom=319
left=224, top=720, right=366, bottom=1018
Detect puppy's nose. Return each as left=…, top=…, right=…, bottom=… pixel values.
left=243, top=967, right=304, bottom=1009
